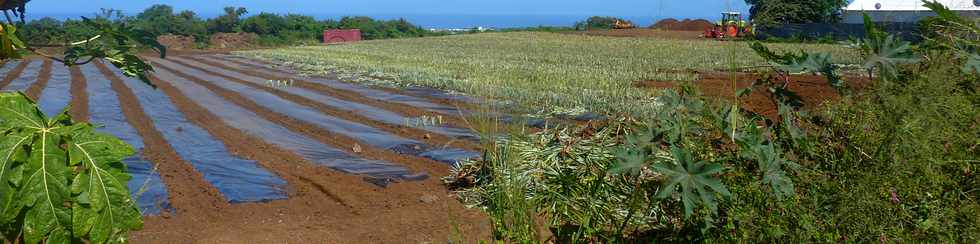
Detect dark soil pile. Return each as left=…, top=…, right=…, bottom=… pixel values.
left=635, top=72, right=871, bottom=120
left=209, top=32, right=258, bottom=49
left=156, top=35, right=196, bottom=50
left=652, top=18, right=714, bottom=31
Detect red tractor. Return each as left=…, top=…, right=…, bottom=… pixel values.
left=704, top=12, right=752, bottom=39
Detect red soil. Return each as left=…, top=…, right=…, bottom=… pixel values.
left=572, top=29, right=703, bottom=39
left=652, top=18, right=714, bottom=31
left=635, top=72, right=872, bottom=120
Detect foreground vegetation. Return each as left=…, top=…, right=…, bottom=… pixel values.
left=249, top=3, right=977, bottom=242
left=240, top=32, right=859, bottom=116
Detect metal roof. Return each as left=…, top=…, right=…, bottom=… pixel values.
left=845, top=0, right=980, bottom=11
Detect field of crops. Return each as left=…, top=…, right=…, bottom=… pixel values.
left=239, top=32, right=860, bottom=116
left=0, top=55, right=495, bottom=243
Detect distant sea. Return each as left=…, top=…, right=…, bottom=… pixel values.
left=28, top=13, right=713, bottom=29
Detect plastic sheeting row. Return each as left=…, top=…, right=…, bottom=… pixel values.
left=149, top=60, right=428, bottom=186
left=36, top=63, right=72, bottom=116
left=209, top=55, right=569, bottom=127
left=80, top=63, right=173, bottom=216
left=158, top=57, right=480, bottom=165
left=108, top=66, right=289, bottom=203
left=193, top=56, right=480, bottom=141
left=1, top=60, right=42, bottom=92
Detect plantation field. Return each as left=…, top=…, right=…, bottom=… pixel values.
left=0, top=56, right=493, bottom=243
left=239, top=32, right=861, bottom=115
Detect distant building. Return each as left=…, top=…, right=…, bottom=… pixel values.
left=842, top=0, right=980, bottom=23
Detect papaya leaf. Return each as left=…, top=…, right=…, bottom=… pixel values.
left=20, top=121, right=71, bottom=244
left=750, top=142, right=797, bottom=199
left=66, top=123, right=140, bottom=243
left=862, top=34, right=920, bottom=81
left=0, top=23, right=25, bottom=59
left=0, top=130, right=30, bottom=222
left=0, top=92, right=141, bottom=243
left=963, top=53, right=980, bottom=74
left=652, top=146, right=730, bottom=218
left=610, top=147, right=647, bottom=176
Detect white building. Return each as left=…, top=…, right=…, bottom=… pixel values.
left=842, top=0, right=980, bottom=23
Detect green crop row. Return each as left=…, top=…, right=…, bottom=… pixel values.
left=238, top=32, right=859, bottom=116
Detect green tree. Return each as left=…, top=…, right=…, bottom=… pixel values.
left=744, top=0, right=848, bottom=26
left=574, top=16, right=632, bottom=30
left=18, top=17, right=63, bottom=44
left=131, top=4, right=207, bottom=42
left=241, top=12, right=287, bottom=36
left=207, top=6, right=247, bottom=34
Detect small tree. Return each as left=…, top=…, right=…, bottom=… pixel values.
left=207, top=7, right=247, bottom=34
left=744, top=0, right=849, bottom=26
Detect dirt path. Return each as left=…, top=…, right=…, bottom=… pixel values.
left=68, top=66, right=89, bottom=121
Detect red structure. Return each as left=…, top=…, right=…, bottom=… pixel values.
left=323, top=29, right=362, bottom=44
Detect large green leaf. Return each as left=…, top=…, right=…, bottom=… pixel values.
left=0, top=92, right=46, bottom=129
left=963, top=53, right=980, bottom=74
left=19, top=122, right=71, bottom=244
left=862, top=34, right=920, bottom=81
left=66, top=123, right=141, bottom=243
left=0, top=23, right=25, bottom=60
left=653, top=146, right=730, bottom=218
left=0, top=92, right=141, bottom=243
left=0, top=130, right=30, bottom=222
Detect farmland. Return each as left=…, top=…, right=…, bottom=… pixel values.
left=0, top=56, right=494, bottom=243
left=240, top=32, right=861, bottom=116
left=2, top=4, right=978, bottom=241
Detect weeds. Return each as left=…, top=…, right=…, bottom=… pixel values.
left=444, top=2, right=978, bottom=242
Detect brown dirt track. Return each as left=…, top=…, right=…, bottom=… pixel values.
left=635, top=72, right=871, bottom=120
left=7, top=56, right=492, bottom=243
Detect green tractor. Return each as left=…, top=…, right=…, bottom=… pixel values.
left=704, top=12, right=753, bottom=39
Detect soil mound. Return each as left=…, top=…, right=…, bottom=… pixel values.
left=652, top=18, right=714, bottom=31
left=210, top=32, right=258, bottom=49
left=157, top=35, right=196, bottom=51
left=635, top=72, right=872, bottom=121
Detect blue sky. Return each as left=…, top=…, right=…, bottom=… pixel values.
left=29, top=0, right=750, bottom=18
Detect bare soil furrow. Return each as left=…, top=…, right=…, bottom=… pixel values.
left=94, top=60, right=229, bottom=217
left=110, top=65, right=290, bottom=204
left=139, top=63, right=490, bottom=243
left=0, top=59, right=28, bottom=89
left=209, top=55, right=475, bottom=125
left=0, top=59, right=38, bottom=91
left=177, top=56, right=482, bottom=151
left=68, top=66, right=89, bottom=121
left=150, top=58, right=454, bottom=177
left=219, top=54, right=477, bottom=109
left=23, top=59, right=52, bottom=100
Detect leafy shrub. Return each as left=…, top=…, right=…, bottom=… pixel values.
left=0, top=92, right=142, bottom=243
left=574, top=16, right=632, bottom=30
left=446, top=2, right=979, bottom=242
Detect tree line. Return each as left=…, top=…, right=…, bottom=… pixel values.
left=17, top=5, right=440, bottom=47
